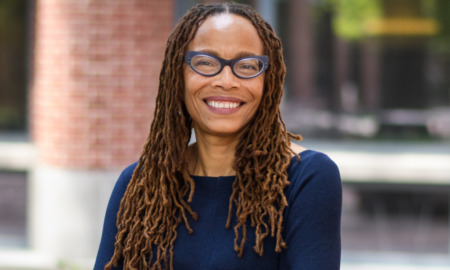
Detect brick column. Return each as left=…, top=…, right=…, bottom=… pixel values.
left=31, top=0, right=173, bottom=169
left=29, top=0, right=173, bottom=266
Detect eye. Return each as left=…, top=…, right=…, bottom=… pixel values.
left=194, top=60, right=213, bottom=66
left=192, top=56, right=219, bottom=67
left=236, top=59, right=259, bottom=70
left=234, top=59, right=262, bottom=77
left=241, top=63, right=258, bottom=70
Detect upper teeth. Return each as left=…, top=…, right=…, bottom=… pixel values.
left=207, top=101, right=240, bottom=109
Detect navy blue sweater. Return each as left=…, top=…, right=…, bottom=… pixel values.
left=94, top=150, right=342, bottom=269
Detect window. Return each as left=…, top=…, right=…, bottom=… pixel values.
left=0, top=0, right=28, bottom=131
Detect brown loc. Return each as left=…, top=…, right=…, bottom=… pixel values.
left=106, top=3, right=302, bottom=270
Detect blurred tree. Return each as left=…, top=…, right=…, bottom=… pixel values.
left=330, top=0, right=382, bottom=40
left=431, top=0, right=450, bottom=105
left=0, top=0, right=27, bottom=131
left=432, top=0, right=450, bottom=54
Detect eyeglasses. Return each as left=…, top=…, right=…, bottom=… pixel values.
left=185, top=51, right=269, bottom=79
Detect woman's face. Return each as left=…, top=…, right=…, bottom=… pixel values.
left=183, top=13, right=265, bottom=138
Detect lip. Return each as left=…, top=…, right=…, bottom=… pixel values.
left=204, top=96, right=243, bottom=103
left=204, top=96, right=244, bottom=114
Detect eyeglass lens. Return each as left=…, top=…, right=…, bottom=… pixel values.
left=190, top=54, right=264, bottom=78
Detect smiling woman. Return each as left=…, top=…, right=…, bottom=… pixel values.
left=184, top=13, right=265, bottom=141
left=95, top=3, right=341, bottom=270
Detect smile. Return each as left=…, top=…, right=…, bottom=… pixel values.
left=206, top=100, right=241, bottom=109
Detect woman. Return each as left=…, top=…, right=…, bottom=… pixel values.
left=95, top=3, right=341, bottom=270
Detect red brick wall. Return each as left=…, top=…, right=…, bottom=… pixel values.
left=31, top=0, right=174, bottom=169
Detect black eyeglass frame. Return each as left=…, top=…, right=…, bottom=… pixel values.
left=185, top=51, right=269, bottom=79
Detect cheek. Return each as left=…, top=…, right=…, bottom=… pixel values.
left=183, top=72, right=196, bottom=103
left=183, top=68, right=190, bottom=94
left=252, top=78, right=265, bottom=103
left=183, top=68, right=203, bottom=93
left=183, top=72, right=205, bottom=115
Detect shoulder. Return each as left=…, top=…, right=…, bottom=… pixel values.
left=103, top=162, right=139, bottom=222
left=289, top=149, right=340, bottom=177
left=289, top=142, right=307, bottom=155
left=119, top=161, right=138, bottom=185
left=285, top=150, right=341, bottom=202
left=289, top=142, right=338, bottom=174
left=110, top=162, right=139, bottom=201
left=120, top=161, right=139, bottom=181
left=95, top=162, right=138, bottom=269
left=280, top=150, right=342, bottom=269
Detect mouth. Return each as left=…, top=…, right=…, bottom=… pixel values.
left=204, top=97, right=244, bottom=112
left=206, top=100, right=241, bottom=109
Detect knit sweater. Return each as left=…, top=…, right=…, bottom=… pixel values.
left=94, top=150, right=342, bottom=270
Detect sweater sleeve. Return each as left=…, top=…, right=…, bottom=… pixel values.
left=94, top=162, right=137, bottom=270
left=280, top=151, right=342, bottom=270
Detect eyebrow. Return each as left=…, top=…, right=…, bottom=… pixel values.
left=196, top=49, right=260, bottom=59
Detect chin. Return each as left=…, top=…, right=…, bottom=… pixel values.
left=201, top=123, right=248, bottom=137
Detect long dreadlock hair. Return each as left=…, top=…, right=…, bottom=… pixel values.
left=106, top=3, right=302, bottom=270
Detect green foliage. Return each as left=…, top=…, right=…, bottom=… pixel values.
left=330, top=0, right=382, bottom=40
left=0, top=0, right=26, bottom=40
left=0, top=0, right=27, bottom=131
left=431, top=0, right=450, bottom=54
left=57, top=259, right=83, bottom=270
left=0, top=107, right=23, bottom=130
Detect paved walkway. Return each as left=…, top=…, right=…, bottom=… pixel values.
left=342, top=251, right=450, bottom=270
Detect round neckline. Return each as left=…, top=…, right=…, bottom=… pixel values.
left=190, top=175, right=236, bottom=181
left=190, top=150, right=312, bottom=180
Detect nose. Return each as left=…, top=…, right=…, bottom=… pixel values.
left=211, top=66, right=240, bottom=90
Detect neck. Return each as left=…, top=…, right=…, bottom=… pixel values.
left=188, top=133, right=239, bottom=177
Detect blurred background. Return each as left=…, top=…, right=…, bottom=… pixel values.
left=0, top=0, right=449, bottom=269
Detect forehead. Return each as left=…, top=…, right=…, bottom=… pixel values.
left=203, top=13, right=238, bottom=31
left=188, top=13, right=264, bottom=56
